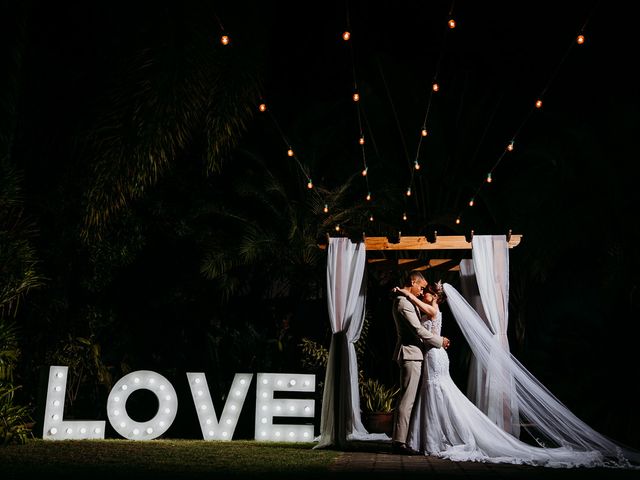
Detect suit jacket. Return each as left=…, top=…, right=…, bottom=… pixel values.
left=392, top=295, right=443, bottom=362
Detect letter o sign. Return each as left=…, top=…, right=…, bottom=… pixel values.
left=106, top=370, right=178, bottom=440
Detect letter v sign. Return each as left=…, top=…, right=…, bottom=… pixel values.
left=186, top=372, right=253, bottom=440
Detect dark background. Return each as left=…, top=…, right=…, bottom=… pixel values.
left=2, top=0, right=638, bottom=447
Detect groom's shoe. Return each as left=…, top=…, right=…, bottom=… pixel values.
left=391, top=442, right=420, bottom=455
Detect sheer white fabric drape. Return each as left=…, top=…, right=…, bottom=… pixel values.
left=443, top=283, right=640, bottom=467
left=315, top=238, right=386, bottom=448
left=459, top=259, right=490, bottom=426
left=462, top=235, right=519, bottom=437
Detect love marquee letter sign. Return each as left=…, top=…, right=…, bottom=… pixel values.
left=42, top=366, right=316, bottom=442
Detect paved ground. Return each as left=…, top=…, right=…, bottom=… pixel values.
left=325, top=443, right=640, bottom=479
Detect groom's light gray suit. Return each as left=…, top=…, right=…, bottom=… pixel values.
left=392, top=295, right=444, bottom=446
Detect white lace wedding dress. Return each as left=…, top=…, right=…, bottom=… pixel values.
left=406, top=310, right=606, bottom=467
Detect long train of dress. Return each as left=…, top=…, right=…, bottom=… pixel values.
left=406, top=285, right=640, bottom=468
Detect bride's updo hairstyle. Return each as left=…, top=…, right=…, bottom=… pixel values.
left=426, top=281, right=446, bottom=304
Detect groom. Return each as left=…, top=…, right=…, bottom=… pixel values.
left=391, top=270, right=450, bottom=454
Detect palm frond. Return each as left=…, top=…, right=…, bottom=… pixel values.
left=0, top=162, right=43, bottom=316
left=80, top=8, right=260, bottom=240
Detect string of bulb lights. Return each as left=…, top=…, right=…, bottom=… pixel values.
left=453, top=23, right=590, bottom=226
left=402, top=2, right=457, bottom=225
left=215, top=4, right=594, bottom=234
left=342, top=5, right=375, bottom=222
left=256, top=101, right=315, bottom=191
left=339, top=2, right=453, bottom=226
left=213, top=14, right=325, bottom=209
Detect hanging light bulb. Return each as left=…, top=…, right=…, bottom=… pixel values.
left=352, top=92, right=360, bottom=102
left=366, top=192, right=371, bottom=201
left=421, top=128, right=428, bottom=137
left=307, top=179, right=313, bottom=189
left=258, top=103, right=267, bottom=112
left=402, top=212, right=408, bottom=221
left=342, top=31, right=351, bottom=41
left=406, top=187, right=412, bottom=196
left=359, top=137, right=365, bottom=145
left=455, top=217, right=461, bottom=225
left=577, top=34, right=585, bottom=45
left=414, top=161, right=421, bottom=170
left=535, top=99, right=543, bottom=109
left=361, top=167, right=368, bottom=176
left=369, top=214, right=374, bottom=222
left=486, top=172, right=493, bottom=183
left=221, top=35, right=230, bottom=46
left=323, top=204, right=329, bottom=213
left=335, top=225, right=340, bottom=232
left=468, top=197, right=475, bottom=207
left=448, top=18, right=456, bottom=29
left=287, top=148, right=294, bottom=157
left=507, top=140, right=514, bottom=152
left=432, top=83, right=439, bottom=92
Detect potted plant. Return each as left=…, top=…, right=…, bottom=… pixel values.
left=359, top=378, right=400, bottom=435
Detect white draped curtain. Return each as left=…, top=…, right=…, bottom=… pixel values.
left=461, top=235, right=519, bottom=437
left=315, top=237, right=372, bottom=449
left=444, top=283, right=640, bottom=466
left=459, top=259, right=490, bottom=421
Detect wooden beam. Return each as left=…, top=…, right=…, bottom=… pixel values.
left=363, top=235, right=522, bottom=251
left=318, top=234, right=522, bottom=250
left=367, top=258, right=460, bottom=271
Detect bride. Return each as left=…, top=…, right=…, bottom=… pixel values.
left=395, top=282, right=639, bottom=468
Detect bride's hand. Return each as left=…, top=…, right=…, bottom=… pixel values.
left=394, top=287, right=411, bottom=298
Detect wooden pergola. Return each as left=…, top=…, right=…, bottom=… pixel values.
left=319, top=233, right=522, bottom=448
left=321, top=233, right=523, bottom=272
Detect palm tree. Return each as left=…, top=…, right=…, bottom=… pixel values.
left=1, top=1, right=264, bottom=418
left=77, top=1, right=263, bottom=240
left=0, top=3, right=40, bottom=441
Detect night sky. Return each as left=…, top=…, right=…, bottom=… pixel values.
left=10, top=0, right=637, bottom=230
left=232, top=0, right=636, bottom=235
left=2, top=0, right=639, bottom=447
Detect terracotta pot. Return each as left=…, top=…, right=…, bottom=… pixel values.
left=363, top=411, right=394, bottom=435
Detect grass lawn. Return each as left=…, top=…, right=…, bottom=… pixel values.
left=1, top=439, right=343, bottom=480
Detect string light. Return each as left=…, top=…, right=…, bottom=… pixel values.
left=221, top=35, right=230, bottom=46
left=254, top=92, right=315, bottom=201
left=369, top=215, right=374, bottom=222
left=402, top=212, right=408, bottom=221
left=453, top=10, right=586, bottom=229
left=279, top=4, right=558, bottom=229
left=334, top=225, right=340, bottom=232
left=323, top=204, right=329, bottom=213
